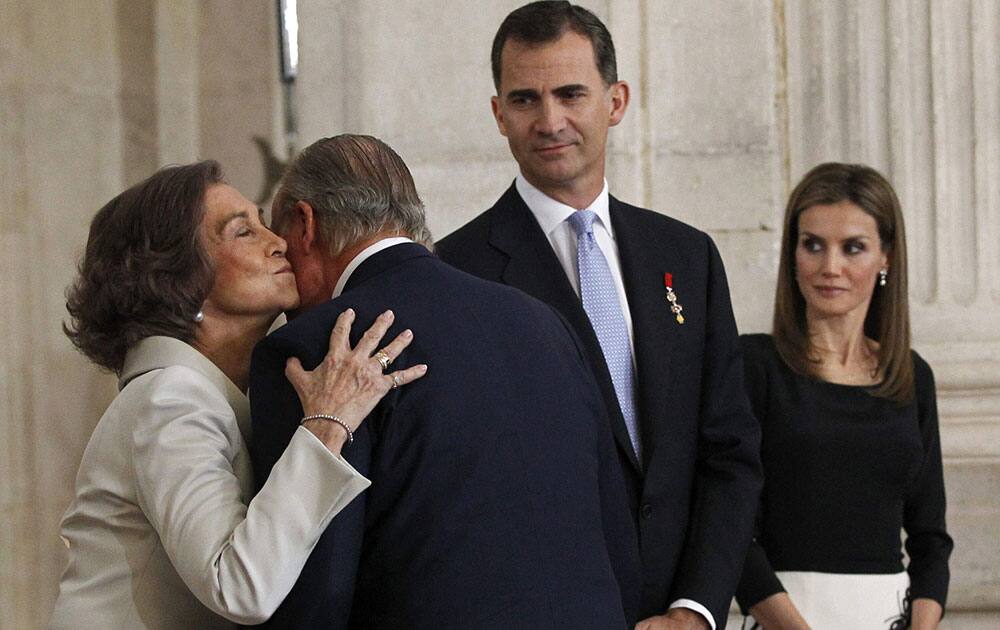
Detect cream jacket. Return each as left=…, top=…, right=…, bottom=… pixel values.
left=50, top=336, right=369, bottom=629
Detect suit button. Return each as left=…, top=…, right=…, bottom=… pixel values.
left=641, top=503, right=653, bottom=519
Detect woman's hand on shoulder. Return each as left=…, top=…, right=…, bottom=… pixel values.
left=286, top=308, right=427, bottom=454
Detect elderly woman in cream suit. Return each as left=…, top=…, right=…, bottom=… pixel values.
left=50, top=161, right=426, bottom=629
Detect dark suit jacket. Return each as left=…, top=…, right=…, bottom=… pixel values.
left=436, top=185, right=763, bottom=625
left=248, top=243, right=640, bottom=629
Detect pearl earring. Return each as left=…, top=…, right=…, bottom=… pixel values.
left=879, top=268, right=888, bottom=287
left=193, top=310, right=204, bottom=323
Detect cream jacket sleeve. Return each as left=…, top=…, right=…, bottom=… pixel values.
left=131, top=365, right=369, bottom=624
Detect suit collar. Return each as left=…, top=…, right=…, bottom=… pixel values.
left=514, top=174, right=612, bottom=237
left=487, top=184, right=642, bottom=474
left=343, top=241, right=434, bottom=294
left=120, top=335, right=251, bottom=441
left=333, top=237, right=414, bottom=298
left=609, top=198, right=685, bottom=468
left=486, top=184, right=582, bottom=310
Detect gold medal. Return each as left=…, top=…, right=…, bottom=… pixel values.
left=663, top=273, right=685, bottom=325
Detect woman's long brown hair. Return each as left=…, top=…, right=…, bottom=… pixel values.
left=772, top=162, right=914, bottom=404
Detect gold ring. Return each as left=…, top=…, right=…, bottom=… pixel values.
left=374, top=350, right=391, bottom=370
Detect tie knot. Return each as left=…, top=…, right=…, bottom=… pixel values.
left=567, top=209, right=598, bottom=237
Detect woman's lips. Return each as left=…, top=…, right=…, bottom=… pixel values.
left=813, top=285, right=847, bottom=297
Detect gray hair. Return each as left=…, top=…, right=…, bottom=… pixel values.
left=273, top=134, right=432, bottom=255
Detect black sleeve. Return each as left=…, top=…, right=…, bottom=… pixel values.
left=904, top=355, right=954, bottom=608
left=667, top=236, right=764, bottom=625
left=734, top=334, right=786, bottom=613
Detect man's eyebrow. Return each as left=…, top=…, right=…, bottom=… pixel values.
left=506, top=88, right=540, bottom=101
left=553, top=83, right=589, bottom=95
left=216, top=210, right=250, bottom=235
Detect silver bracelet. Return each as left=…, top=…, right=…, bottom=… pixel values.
left=300, top=414, right=353, bottom=445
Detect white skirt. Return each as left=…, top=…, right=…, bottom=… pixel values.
left=743, top=571, right=911, bottom=630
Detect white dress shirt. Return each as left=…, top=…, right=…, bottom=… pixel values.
left=515, top=175, right=635, bottom=354
left=516, top=174, right=716, bottom=630
left=333, top=236, right=415, bottom=298
left=50, top=337, right=370, bottom=629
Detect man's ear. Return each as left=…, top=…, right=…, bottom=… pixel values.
left=293, top=200, right=318, bottom=254
left=491, top=95, right=508, bottom=137
left=608, top=80, right=630, bottom=127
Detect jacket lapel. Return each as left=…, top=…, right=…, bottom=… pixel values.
left=343, top=242, right=434, bottom=294
left=487, top=185, right=642, bottom=475
left=610, top=197, right=681, bottom=466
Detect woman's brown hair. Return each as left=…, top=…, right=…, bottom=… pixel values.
left=64, top=161, right=223, bottom=374
left=773, top=162, right=913, bottom=403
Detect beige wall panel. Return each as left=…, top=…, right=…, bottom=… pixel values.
left=888, top=0, right=936, bottom=303
left=712, top=230, right=781, bottom=334
left=409, top=159, right=518, bottom=240
left=944, top=461, right=1000, bottom=611
left=157, top=0, right=200, bottom=168
left=1, top=1, right=125, bottom=626
left=198, top=0, right=279, bottom=201
left=971, top=0, right=999, bottom=304
left=116, top=0, right=160, bottom=185
left=930, top=0, right=977, bottom=307
left=642, top=0, right=781, bottom=333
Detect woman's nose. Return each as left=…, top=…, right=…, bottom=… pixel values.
left=819, top=252, right=841, bottom=276
left=269, top=232, right=288, bottom=256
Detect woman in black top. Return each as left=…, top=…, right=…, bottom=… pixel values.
left=736, top=163, right=953, bottom=629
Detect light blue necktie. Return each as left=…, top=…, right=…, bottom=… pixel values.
left=567, top=210, right=642, bottom=460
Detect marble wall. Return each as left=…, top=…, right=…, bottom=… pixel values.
left=0, top=1, right=279, bottom=627
left=1, top=0, right=996, bottom=627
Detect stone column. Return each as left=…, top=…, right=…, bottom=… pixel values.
left=1, top=2, right=123, bottom=626
left=1, top=2, right=281, bottom=626
left=783, top=0, right=1000, bottom=621
left=197, top=0, right=280, bottom=201
left=635, top=0, right=784, bottom=329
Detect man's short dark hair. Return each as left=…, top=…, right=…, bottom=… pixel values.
left=491, top=1, right=618, bottom=90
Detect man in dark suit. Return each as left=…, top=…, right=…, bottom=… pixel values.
left=248, top=134, right=640, bottom=628
left=436, top=3, right=763, bottom=628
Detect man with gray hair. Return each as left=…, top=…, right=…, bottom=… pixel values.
left=248, top=134, right=641, bottom=628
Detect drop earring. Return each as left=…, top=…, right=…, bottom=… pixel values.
left=879, top=268, right=888, bottom=287
left=193, top=310, right=204, bottom=323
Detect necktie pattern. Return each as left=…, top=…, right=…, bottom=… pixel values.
left=566, top=210, right=642, bottom=460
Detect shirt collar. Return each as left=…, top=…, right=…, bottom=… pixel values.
left=515, top=173, right=611, bottom=236
left=332, top=237, right=414, bottom=298
left=120, top=335, right=252, bottom=440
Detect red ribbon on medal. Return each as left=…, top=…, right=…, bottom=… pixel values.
left=663, top=273, right=685, bottom=324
